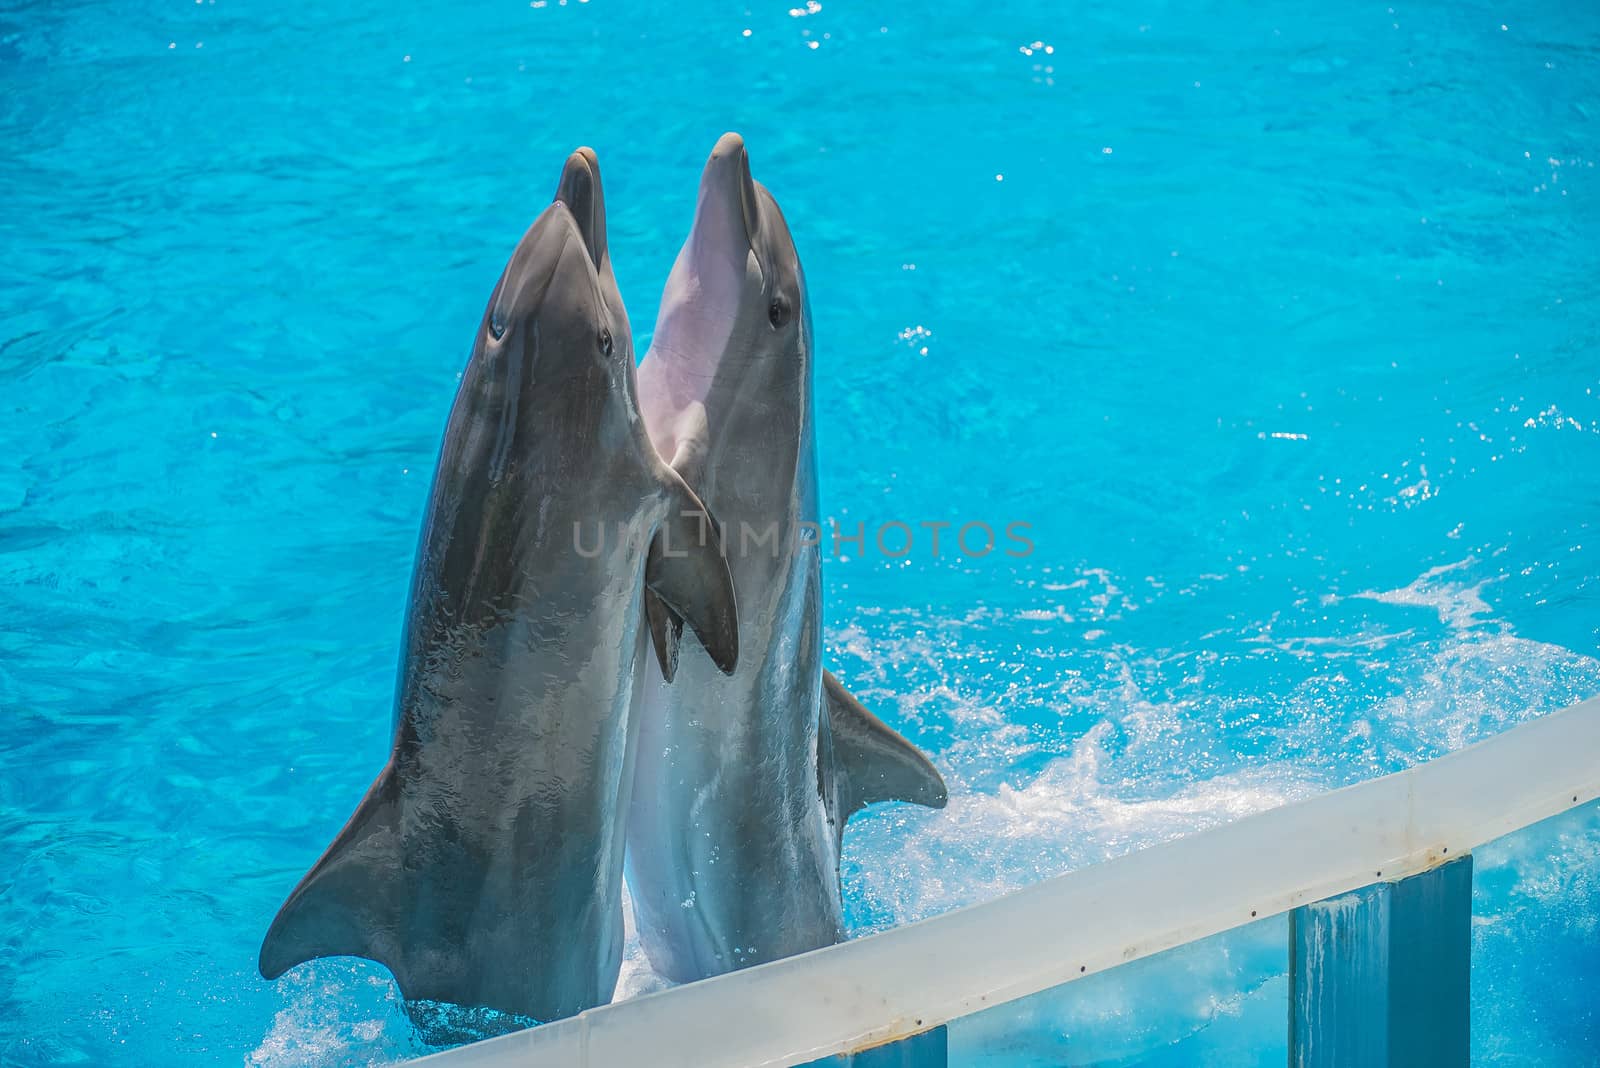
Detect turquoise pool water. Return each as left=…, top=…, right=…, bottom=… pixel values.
left=3, top=0, right=1598, bottom=1063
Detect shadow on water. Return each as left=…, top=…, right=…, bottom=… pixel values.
left=403, top=1000, right=540, bottom=1049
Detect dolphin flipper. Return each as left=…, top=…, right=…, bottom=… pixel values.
left=645, top=436, right=720, bottom=682
left=645, top=590, right=685, bottom=682
left=646, top=470, right=738, bottom=677
left=259, top=764, right=408, bottom=985
left=822, top=670, right=948, bottom=830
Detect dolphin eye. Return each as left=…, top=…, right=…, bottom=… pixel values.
left=598, top=328, right=614, bottom=356
left=488, top=308, right=507, bottom=340
left=768, top=295, right=791, bottom=329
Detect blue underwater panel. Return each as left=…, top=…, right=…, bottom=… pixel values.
left=1290, top=856, right=1471, bottom=1068
left=1471, top=800, right=1600, bottom=1066
left=802, top=1025, right=948, bottom=1068
left=944, top=917, right=1289, bottom=1067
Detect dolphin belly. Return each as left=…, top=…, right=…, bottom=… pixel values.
left=628, top=625, right=842, bottom=982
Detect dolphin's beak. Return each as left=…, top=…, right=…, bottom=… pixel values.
left=554, top=146, right=607, bottom=268
left=692, top=132, right=761, bottom=261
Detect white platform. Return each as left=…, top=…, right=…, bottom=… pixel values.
left=418, top=695, right=1600, bottom=1068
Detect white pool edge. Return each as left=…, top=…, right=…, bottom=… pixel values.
left=414, top=694, right=1600, bottom=1068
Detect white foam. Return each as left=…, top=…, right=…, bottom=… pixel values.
left=1352, top=556, right=1497, bottom=630
left=615, top=885, right=671, bottom=1001
left=1348, top=558, right=1600, bottom=752
left=844, top=723, right=1318, bottom=926
left=249, top=965, right=409, bottom=1066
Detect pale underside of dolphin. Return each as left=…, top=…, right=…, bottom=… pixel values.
left=627, top=132, right=947, bottom=985
left=258, top=149, right=738, bottom=1023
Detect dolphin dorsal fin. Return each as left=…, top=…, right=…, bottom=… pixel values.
left=822, top=671, right=948, bottom=831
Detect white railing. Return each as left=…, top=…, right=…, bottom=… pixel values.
left=417, top=695, right=1600, bottom=1068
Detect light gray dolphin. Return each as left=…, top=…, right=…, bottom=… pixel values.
left=626, top=133, right=947, bottom=983
left=259, top=148, right=738, bottom=1022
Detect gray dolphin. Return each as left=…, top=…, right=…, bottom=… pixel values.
left=626, top=133, right=947, bottom=983
left=259, top=148, right=739, bottom=1022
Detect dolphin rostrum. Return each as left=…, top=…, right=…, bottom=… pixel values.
left=626, top=133, right=947, bottom=983
left=259, top=148, right=738, bottom=1022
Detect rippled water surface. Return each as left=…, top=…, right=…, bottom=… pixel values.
left=3, top=0, right=1598, bottom=1063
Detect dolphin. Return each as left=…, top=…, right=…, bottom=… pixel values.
left=259, top=148, right=739, bottom=1022
left=626, top=132, right=947, bottom=984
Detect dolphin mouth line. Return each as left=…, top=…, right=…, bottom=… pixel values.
left=690, top=132, right=763, bottom=274
left=553, top=199, right=599, bottom=257
left=647, top=326, right=801, bottom=378
left=554, top=146, right=606, bottom=269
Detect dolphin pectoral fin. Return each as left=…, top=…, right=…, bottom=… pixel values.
left=823, top=670, right=949, bottom=825
left=644, top=589, right=685, bottom=682
left=646, top=470, right=739, bottom=675
left=259, top=763, right=408, bottom=985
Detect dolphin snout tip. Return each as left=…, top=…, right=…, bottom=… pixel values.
left=697, top=133, right=759, bottom=249
left=704, top=133, right=751, bottom=181
left=705, top=133, right=752, bottom=189
left=554, top=147, right=606, bottom=265
left=710, top=131, right=747, bottom=160
left=555, top=148, right=599, bottom=202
